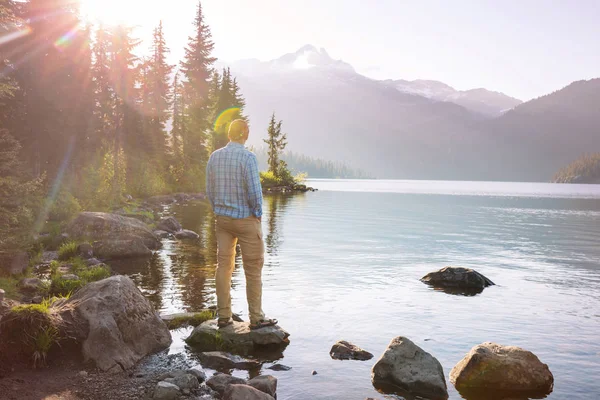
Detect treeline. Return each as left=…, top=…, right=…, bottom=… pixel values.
left=0, top=0, right=246, bottom=251
left=254, top=148, right=371, bottom=179
left=553, top=153, right=600, bottom=183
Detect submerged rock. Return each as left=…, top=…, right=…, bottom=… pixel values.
left=206, top=373, right=247, bottom=394
left=450, top=342, right=554, bottom=394
left=372, top=336, right=448, bottom=400
left=199, top=351, right=261, bottom=370
left=223, top=384, right=275, bottom=400
left=421, top=266, right=494, bottom=293
left=157, top=217, right=183, bottom=234
left=248, top=375, right=277, bottom=398
left=174, top=229, right=200, bottom=240
left=330, top=340, right=373, bottom=361
left=62, top=275, right=172, bottom=373
left=186, top=320, right=289, bottom=354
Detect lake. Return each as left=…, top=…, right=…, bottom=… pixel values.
left=112, top=180, right=600, bottom=400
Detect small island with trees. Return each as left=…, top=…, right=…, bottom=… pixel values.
left=553, top=153, right=600, bottom=184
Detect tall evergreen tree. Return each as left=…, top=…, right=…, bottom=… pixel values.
left=180, top=1, right=216, bottom=169
left=264, top=113, right=287, bottom=178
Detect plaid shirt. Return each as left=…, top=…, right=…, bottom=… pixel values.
left=206, top=142, right=263, bottom=219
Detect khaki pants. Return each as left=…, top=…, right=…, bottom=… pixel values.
left=215, top=216, right=265, bottom=324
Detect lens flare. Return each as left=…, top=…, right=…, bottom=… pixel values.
left=214, top=107, right=243, bottom=133
left=0, top=26, right=32, bottom=46
left=54, top=25, right=81, bottom=50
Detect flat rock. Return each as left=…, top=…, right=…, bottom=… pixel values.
left=186, top=320, right=289, bottom=354
left=450, top=342, right=554, bottom=394
left=61, top=275, right=172, bottom=372
left=154, top=381, right=180, bottom=400
left=248, top=375, right=277, bottom=398
left=421, top=266, right=494, bottom=292
left=93, top=238, right=152, bottom=259
left=330, top=340, right=374, bottom=361
left=372, top=336, right=448, bottom=400
left=164, top=373, right=199, bottom=390
left=174, top=229, right=200, bottom=240
left=199, top=352, right=261, bottom=370
left=223, top=384, right=275, bottom=400
left=85, top=258, right=102, bottom=266
left=206, top=374, right=247, bottom=394
left=157, top=217, right=183, bottom=233
left=267, top=364, right=291, bottom=371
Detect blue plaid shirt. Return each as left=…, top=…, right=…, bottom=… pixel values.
left=206, top=142, right=263, bottom=219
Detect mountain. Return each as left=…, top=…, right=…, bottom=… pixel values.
left=383, top=79, right=523, bottom=116
left=224, top=45, right=600, bottom=181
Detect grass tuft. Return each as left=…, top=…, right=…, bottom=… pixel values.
left=166, top=310, right=215, bottom=329
left=57, top=241, right=79, bottom=261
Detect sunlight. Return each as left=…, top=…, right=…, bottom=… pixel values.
left=79, top=0, right=145, bottom=26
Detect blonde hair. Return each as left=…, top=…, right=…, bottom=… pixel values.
left=228, top=119, right=249, bottom=141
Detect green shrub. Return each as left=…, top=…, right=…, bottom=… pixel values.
left=31, top=325, right=59, bottom=368
left=260, top=171, right=282, bottom=188
left=57, top=241, right=78, bottom=261
left=48, top=190, right=81, bottom=222
left=49, top=278, right=83, bottom=297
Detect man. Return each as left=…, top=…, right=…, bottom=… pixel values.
left=206, top=119, right=278, bottom=329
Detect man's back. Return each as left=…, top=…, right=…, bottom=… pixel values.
left=206, top=142, right=263, bottom=219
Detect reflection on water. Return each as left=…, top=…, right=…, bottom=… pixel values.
left=111, top=182, right=600, bottom=400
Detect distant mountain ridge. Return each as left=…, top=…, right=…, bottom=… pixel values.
left=222, top=45, right=599, bottom=182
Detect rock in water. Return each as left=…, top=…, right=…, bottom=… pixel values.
left=199, top=352, right=261, bottom=370
left=154, top=381, right=180, bottom=400
left=421, top=266, right=494, bottom=291
left=267, top=364, right=291, bottom=371
left=206, top=374, right=247, bottom=395
left=62, top=275, right=172, bottom=373
left=372, top=336, right=448, bottom=400
left=157, top=217, right=183, bottom=234
left=67, top=212, right=160, bottom=250
left=93, top=238, right=152, bottom=259
left=450, top=342, right=554, bottom=394
left=174, top=229, right=200, bottom=240
left=330, top=340, right=374, bottom=361
left=223, top=385, right=275, bottom=400
left=186, top=320, right=290, bottom=354
left=248, top=375, right=277, bottom=398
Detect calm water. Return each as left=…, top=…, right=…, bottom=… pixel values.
left=112, top=180, right=600, bottom=400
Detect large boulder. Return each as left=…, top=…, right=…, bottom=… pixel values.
left=206, top=373, right=247, bottom=395
left=372, top=337, right=448, bottom=400
left=157, top=217, right=183, bottom=234
left=93, top=238, right=153, bottom=259
left=62, top=275, right=172, bottom=373
left=66, top=212, right=160, bottom=250
left=248, top=375, right=277, bottom=398
left=199, top=351, right=261, bottom=370
left=450, top=342, right=554, bottom=394
left=223, top=385, right=275, bottom=400
left=421, top=266, right=494, bottom=292
left=330, top=340, right=373, bottom=361
left=0, top=251, right=29, bottom=275
left=186, top=320, right=290, bottom=354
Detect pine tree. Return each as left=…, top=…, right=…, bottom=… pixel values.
left=211, top=68, right=248, bottom=150
left=264, top=113, right=288, bottom=178
left=180, top=1, right=216, bottom=169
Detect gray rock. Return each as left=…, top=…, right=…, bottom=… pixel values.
left=450, top=342, right=554, bottom=394
left=330, top=340, right=374, bottom=361
left=267, top=364, right=291, bottom=372
left=42, top=251, right=59, bottom=263
left=77, top=243, right=94, bottom=259
left=164, top=373, right=199, bottom=390
left=421, top=266, right=494, bottom=291
left=60, top=274, right=80, bottom=281
left=174, top=229, right=200, bottom=240
left=223, top=385, right=275, bottom=400
left=154, top=230, right=171, bottom=239
left=248, top=375, right=277, bottom=398
left=78, top=371, right=88, bottom=378
left=93, top=238, right=153, bottom=259
left=85, top=258, right=102, bottom=266
left=66, top=212, right=160, bottom=250
left=62, top=275, right=172, bottom=373
left=372, top=336, right=448, bottom=400
left=206, top=374, right=247, bottom=395
left=199, top=352, right=260, bottom=370
left=154, top=381, right=180, bottom=400
left=0, top=289, right=4, bottom=302
left=186, top=320, right=289, bottom=354
left=186, top=366, right=207, bottom=383
left=18, top=278, right=44, bottom=293
left=0, top=251, right=29, bottom=275
left=31, top=295, right=43, bottom=304
left=157, top=217, right=183, bottom=234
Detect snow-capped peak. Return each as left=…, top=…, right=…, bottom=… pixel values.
left=274, top=45, right=355, bottom=72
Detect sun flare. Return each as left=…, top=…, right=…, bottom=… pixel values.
left=79, top=0, right=144, bottom=26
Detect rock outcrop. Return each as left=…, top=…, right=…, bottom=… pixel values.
left=372, top=336, right=448, bottom=400
left=330, top=340, right=373, bottom=361
left=186, top=320, right=290, bottom=354
left=67, top=212, right=160, bottom=251
left=450, top=342, right=554, bottom=394
left=421, top=266, right=494, bottom=293
left=62, top=275, right=172, bottom=372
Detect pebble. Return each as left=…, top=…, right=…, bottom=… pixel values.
left=312, top=370, right=318, bottom=375
left=78, top=371, right=88, bottom=378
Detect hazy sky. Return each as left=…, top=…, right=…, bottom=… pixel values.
left=97, top=0, right=600, bottom=101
